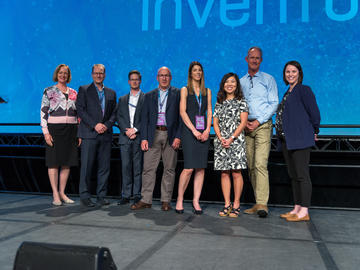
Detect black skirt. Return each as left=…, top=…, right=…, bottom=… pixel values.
left=45, top=124, right=79, bottom=167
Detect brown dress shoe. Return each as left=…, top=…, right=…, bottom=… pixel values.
left=244, top=204, right=259, bottom=215
left=256, top=204, right=268, bottom=218
left=280, top=212, right=296, bottom=219
left=131, top=201, right=152, bottom=210
left=286, top=214, right=310, bottom=222
left=161, top=202, right=172, bottom=211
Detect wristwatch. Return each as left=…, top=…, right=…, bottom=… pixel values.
left=231, top=135, right=236, bottom=140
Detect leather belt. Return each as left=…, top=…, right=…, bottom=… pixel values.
left=156, top=126, right=167, bottom=131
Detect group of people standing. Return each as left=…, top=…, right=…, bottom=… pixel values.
left=40, top=46, right=320, bottom=222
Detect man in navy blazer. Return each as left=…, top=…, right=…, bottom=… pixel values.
left=116, top=70, right=145, bottom=205
left=131, top=67, right=181, bottom=211
left=77, top=64, right=117, bottom=207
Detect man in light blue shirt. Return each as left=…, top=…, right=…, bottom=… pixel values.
left=240, top=47, right=278, bottom=218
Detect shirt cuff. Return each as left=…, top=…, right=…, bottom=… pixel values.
left=256, top=118, right=264, bottom=125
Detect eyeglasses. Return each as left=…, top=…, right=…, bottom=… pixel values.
left=129, top=79, right=140, bottom=81
left=158, top=74, right=171, bottom=78
left=93, top=72, right=105, bottom=76
left=249, top=76, right=253, bottom=88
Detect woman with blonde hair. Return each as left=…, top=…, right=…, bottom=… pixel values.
left=40, top=64, right=80, bottom=206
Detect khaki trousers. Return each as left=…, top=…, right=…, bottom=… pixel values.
left=140, top=130, right=178, bottom=204
left=245, top=120, right=272, bottom=205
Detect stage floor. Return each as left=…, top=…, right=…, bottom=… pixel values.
left=0, top=193, right=359, bottom=270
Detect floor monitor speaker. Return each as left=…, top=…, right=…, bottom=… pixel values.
left=13, top=241, right=117, bottom=270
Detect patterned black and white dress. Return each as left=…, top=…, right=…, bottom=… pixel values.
left=213, top=98, right=248, bottom=170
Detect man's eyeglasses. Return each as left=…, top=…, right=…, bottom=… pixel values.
left=248, top=56, right=261, bottom=61
left=158, top=74, right=170, bottom=78
left=93, top=72, right=105, bottom=76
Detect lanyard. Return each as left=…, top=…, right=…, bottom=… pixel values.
left=128, top=95, right=137, bottom=108
left=128, top=90, right=141, bottom=108
left=194, top=91, right=202, bottom=115
left=158, top=90, right=168, bottom=112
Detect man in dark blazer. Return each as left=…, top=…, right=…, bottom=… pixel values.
left=77, top=64, right=117, bottom=207
left=131, top=67, right=181, bottom=211
left=116, top=70, right=145, bottom=205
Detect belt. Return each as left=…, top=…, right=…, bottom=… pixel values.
left=248, top=119, right=271, bottom=125
left=156, top=126, right=167, bottom=131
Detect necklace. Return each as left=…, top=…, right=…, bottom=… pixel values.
left=57, top=84, right=68, bottom=94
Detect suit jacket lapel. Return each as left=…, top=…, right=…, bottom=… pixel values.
left=124, top=94, right=131, bottom=125
left=90, top=83, right=103, bottom=115
left=166, top=87, right=173, bottom=112
left=133, top=92, right=144, bottom=121
left=153, top=90, right=158, bottom=110
left=103, top=88, right=109, bottom=118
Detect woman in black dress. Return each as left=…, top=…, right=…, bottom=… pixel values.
left=175, top=61, right=212, bottom=214
left=40, top=64, right=80, bottom=206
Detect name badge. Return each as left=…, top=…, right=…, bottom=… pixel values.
left=195, top=115, right=205, bottom=130
left=157, top=112, right=166, bottom=126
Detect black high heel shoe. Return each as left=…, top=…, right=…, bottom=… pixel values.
left=192, top=204, right=203, bottom=215
left=175, top=209, right=184, bottom=214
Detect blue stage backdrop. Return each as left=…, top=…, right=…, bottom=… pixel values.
left=1, top=0, right=359, bottom=134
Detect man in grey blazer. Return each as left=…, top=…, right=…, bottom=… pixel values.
left=77, top=64, right=117, bottom=207
left=131, top=67, right=181, bottom=211
left=116, top=70, right=145, bottom=205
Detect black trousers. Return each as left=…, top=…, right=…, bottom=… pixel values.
left=79, top=137, right=112, bottom=199
left=120, top=140, right=143, bottom=199
left=282, top=141, right=312, bottom=207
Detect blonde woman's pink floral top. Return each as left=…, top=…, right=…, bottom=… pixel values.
left=40, top=86, right=78, bottom=134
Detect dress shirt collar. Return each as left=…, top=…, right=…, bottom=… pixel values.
left=130, top=89, right=141, bottom=97
left=158, top=86, right=170, bottom=93
left=247, top=71, right=262, bottom=78
left=95, top=83, right=104, bottom=92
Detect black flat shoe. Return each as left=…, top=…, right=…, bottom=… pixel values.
left=175, top=209, right=184, bottom=214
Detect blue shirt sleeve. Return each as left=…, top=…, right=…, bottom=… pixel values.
left=257, top=75, right=279, bottom=124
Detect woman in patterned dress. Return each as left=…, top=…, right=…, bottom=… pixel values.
left=213, top=73, right=248, bottom=217
left=40, top=64, right=80, bottom=206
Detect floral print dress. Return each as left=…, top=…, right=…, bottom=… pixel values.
left=213, top=98, right=248, bottom=170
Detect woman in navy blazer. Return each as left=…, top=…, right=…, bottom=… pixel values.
left=275, top=60, right=320, bottom=222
